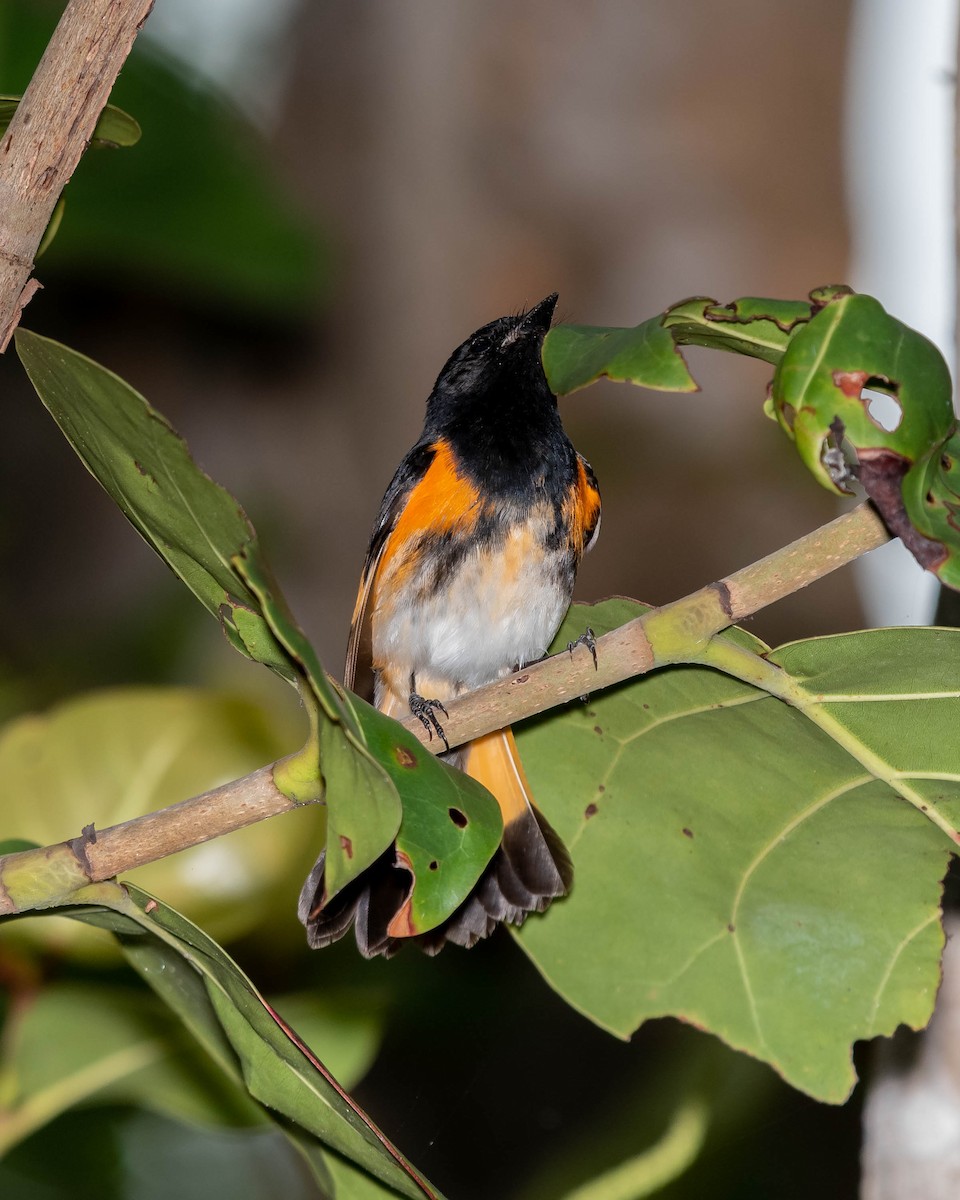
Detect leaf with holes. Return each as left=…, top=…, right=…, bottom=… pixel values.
left=356, top=698, right=503, bottom=935
left=515, top=600, right=958, bottom=1102
left=769, top=291, right=959, bottom=589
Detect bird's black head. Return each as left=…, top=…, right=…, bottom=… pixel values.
left=424, top=293, right=559, bottom=434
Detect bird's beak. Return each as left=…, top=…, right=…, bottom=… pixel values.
left=521, top=292, right=559, bottom=335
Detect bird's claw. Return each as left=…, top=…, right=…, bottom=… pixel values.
left=409, top=692, right=450, bottom=751
left=567, top=626, right=598, bottom=670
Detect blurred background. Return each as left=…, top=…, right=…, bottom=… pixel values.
left=0, top=2, right=955, bottom=1198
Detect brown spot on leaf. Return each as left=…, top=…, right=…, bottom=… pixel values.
left=728, top=923, right=736, bottom=933
left=682, top=827, right=694, bottom=839
left=429, top=860, right=439, bottom=870
left=395, top=746, right=417, bottom=768
left=448, top=807, right=468, bottom=828
left=339, top=835, right=353, bottom=858
left=594, top=725, right=603, bottom=735
left=832, top=368, right=868, bottom=398
left=597, top=784, right=605, bottom=793
left=584, top=803, right=598, bottom=819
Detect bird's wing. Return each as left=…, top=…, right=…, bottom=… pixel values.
left=344, top=441, right=436, bottom=700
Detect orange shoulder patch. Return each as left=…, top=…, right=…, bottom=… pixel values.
left=563, top=456, right=601, bottom=557
left=377, top=440, right=482, bottom=585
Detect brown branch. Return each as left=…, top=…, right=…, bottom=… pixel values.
left=0, top=502, right=890, bottom=915
left=0, top=0, right=154, bottom=350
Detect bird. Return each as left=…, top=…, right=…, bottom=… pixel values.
left=299, top=292, right=601, bottom=956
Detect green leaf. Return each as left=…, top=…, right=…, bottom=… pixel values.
left=901, top=425, right=960, bottom=590
left=772, top=292, right=954, bottom=491
left=557, top=1097, right=708, bottom=1200
left=35, top=195, right=65, bottom=258
left=348, top=698, right=502, bottom=934
left=662, top=292, right=821, bottom=364
left=10, top=883, right=444, bottom=1199
left=0, top=96, right=139, bottom=259
left=14, top=329, right=298, bottom=684
left=0, top=1105, right=334, bottom=1200
left=515, top=601, right=956, bottom=1102
left=236, top=553, right=498, bottom=916
left=0, top=95, right=141, bottom=148
left=543, top=318, right=697, bottom=396
left=769, top=291, right=960, bottom=590
left=0, top=687, right=310, bottom=951
left=0, top=983, right=260, bottom=1155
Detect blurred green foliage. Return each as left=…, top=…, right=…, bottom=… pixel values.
left=0, top=1, right=329, bottom=318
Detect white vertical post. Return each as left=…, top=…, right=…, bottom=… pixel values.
left=844, top=0, right=958, bottom=627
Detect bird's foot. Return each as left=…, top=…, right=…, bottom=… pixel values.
left=567, top=626, right=598, bottom=670
left=409, top=691, right=450, bottom=752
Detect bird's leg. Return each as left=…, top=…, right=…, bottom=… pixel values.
left=408, top=674, right=450, bottom=751
left=566, top=626, right=598, bottom=670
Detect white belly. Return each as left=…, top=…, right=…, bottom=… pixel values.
left=373, top=522, right=571, bottom=696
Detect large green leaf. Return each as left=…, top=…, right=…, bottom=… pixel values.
left=4, top=883, right=444, bottom=1199
left=515, top=601, right=957, bottom=1102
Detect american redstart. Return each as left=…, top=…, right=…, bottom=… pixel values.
left=299, top=293, right=600, bottom=956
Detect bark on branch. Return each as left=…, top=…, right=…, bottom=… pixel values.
left=0, top=0, right=154, bottom=350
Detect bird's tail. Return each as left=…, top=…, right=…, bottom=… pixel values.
left=299, top=720, right=571, bottom=956
left=459, top=727, right=572, bottom=919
